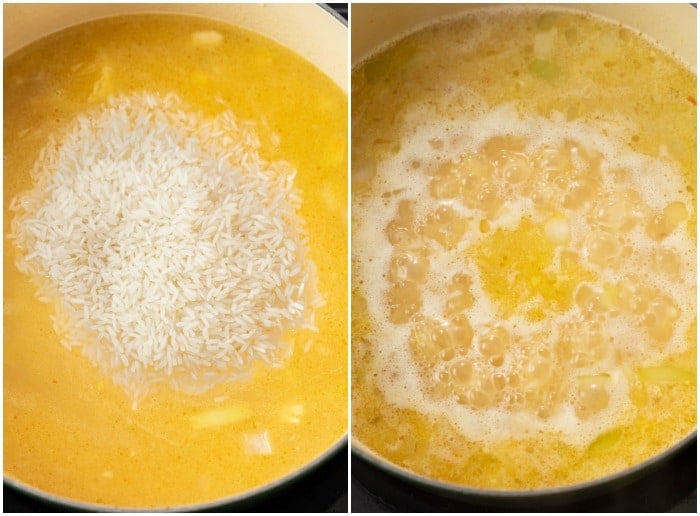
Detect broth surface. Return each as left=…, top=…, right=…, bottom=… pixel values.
left=4, top=14, right=347, bottom=507
left=352, top=7, right=695, bottom=489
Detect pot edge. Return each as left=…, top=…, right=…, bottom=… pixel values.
left=351, top=429, right=696, bottom=504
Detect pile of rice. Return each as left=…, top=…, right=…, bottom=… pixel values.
left=9, top=92, right=321, bottom=404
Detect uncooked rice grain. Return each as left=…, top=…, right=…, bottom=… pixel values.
left=9, top=92, right=321, bottom=405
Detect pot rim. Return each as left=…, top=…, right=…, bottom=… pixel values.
left=352, top=429, right=696, bottom=501
left=351, top=4, right=697, bottom=70
left=5, top=433, right=347, bottom=512
left=319, top=2, right=347, bottom=26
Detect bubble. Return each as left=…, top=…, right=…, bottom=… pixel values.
left=466, top=388, right=491, bottom=409
left=493, top=373, right=507, bottom=391
left=562, top=173, right=600, bottom=209
left=421, top=205, right=469, bottom=249
left=490, top=355, right=505, bottom=367
left=559, top=320, right=607, bottom=368
left=429, top=164, right=461, bottom=199
left=445, top=274, right=475, bottom=316
left=526, top=357, right=553, bottom=383
left=641, top=294, right=679, bottom=343
left=434, top=364, right=451, bottom=384
left=574, top=375, right=611, bottom=419
left=386, top=280, right=421, bottom=324
left=476, top=185, right=503, bottom=220
left=651, top=247, right=682, bottom=279
left=431, top=324, right=453, bottom=348
left=449, top=314, right=474, bottom=351
left=532, top=145, right=573, bottom=180
left=439, top=348, right=456, bottom=362
left=590, top=189, right=645, bottom=231
left=390, top=251, right=430, bottom=284
left=386, top=200, right=418, bottom=247
left=478, top=325, right=510, bottom=358
left=493, top=148, right=533, bottom=185
left=451, top=360, right=473, bottom=384
left=583, top=231, right=622, bottom=268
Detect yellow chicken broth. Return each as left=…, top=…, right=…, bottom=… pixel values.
left=352, top=8, right=695, bottom=489
left=4, top=14, right=347, bottom=507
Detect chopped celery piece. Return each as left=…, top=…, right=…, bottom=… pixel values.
left=565, top=27, right=579, bottom=45
left=588, top=428, right=622, bottom=452
left=190, top=406, right=250, bottom=429
left=364, top=55, right=392, bottom=83
left=528, top=59, right=560, bottom=81
left=536, top=13, right=557, bottom=31
left=638, top=366, right=695, bottom=384
left=364, top=44, right=417, bottom=83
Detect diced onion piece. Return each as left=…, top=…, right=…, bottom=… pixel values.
left=588, top=428, right=622, bottom=452
left=544, top=216, right=571, bottom=244
left=534, top=29, right=557, bottom=57
left=88, top=66, right=114, bottom=102
left=190, top=406, right=250, bottom=429
left=281, top=403, right=304, bottom=424
left=191, top=30, right=223, bottom=47
left=528, top=59, right=560, bottom=81
left=244, top=430, right=273, bottom=455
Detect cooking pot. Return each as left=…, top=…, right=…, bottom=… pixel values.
left=3, top=3, right=347, bottom=511
left=351, top=3, right=696, bottom=511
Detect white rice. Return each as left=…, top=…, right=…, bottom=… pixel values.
left=9, top=92, right=321, bottom=405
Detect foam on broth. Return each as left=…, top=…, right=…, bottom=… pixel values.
left=352, top=6, right=695, bottom=489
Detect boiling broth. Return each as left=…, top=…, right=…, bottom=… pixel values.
left=352, top=7, right=695, bottom=489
